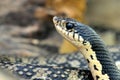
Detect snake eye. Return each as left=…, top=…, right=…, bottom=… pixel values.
left=66, top=23, right=74, bottom=30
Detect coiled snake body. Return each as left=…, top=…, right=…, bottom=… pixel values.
left=0, top=16, right=120, bottom=80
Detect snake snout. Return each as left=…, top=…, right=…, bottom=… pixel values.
left=53, top=16, right=59, bottom=24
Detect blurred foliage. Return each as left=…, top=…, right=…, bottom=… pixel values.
left=46, top=0, right=86, bottom=22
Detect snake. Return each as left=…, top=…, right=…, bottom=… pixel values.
left=0, top=16, right=120, bottom=80
left=53, top=16, right=120, bottom=80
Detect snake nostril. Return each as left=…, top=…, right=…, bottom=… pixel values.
left=53, top=16, right=59, bottom=24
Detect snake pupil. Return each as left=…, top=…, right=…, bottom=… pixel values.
left=66, top=23, right=74, bottom=30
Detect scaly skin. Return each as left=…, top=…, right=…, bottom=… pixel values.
left=0, top=55, right=93, bottom=80
left=53, top=16, right=120, bottom=80
left=0, top=16, right=120, bottom=80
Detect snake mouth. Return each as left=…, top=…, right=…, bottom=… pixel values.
left=53, top=16, right=73, bottom=41
left=53, top=16, right=67, bottom=33
left=53, top=16, right=84, bottom=46
left=53, top=16, right=66, bottom=28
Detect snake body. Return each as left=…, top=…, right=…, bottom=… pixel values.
left=0, top=53, right=94, bottom=80
left=0, top=16, right=120, bottom=80
left=53, top=16, right=120, bottom=80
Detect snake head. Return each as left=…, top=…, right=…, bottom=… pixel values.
left=53, top=16, right=84, bottom=47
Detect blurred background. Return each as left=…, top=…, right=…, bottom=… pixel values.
left=0, top=0, right=120, bottom=79
left=0, top=0, right=120, bottom=56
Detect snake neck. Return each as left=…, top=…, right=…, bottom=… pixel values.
left=79, top=41, right=110, bottom=80
left=89, top=38, right=120, bottom=80
left=77, top=26, right=120, bottom=80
